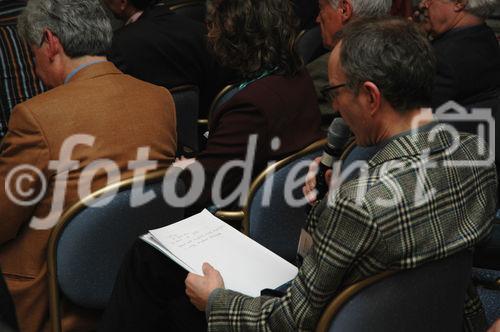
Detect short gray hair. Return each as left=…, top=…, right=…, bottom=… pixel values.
left=328, top=0, right=392, bottom=17
left=463, top=0, right=498, bottom=18
left=340, top=17, right=436, bottom=112
left=17, top=0, right=112, bottom=58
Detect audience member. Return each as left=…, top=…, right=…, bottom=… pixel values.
left=178, top=0, right=323, bottom=213
left=105, top=0, right=234, bottom=118
left=0, top=0, right=45, bottom=139
left=418, top=0, right=500, bottom=108
left=307, top=0, right=392, bottom=116
left=99, top=17, right=497, bottom=331
left=0, top=0, right=176, bottom=330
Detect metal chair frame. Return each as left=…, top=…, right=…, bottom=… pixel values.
left=315, top=271, right=395, bottom=332
left=240, top=138, right=326, bottom=235
left=214, top=139, right=326, bottom=228
left=47, top=169, right=171, bottom=332
left=205, top=83, right=239, bottom=128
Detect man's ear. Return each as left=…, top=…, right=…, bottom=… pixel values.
left=361, top=81, right=382, bottom=116
left=43, top=30, right=62, bottom=61
left=340, top=0, right=353, bottom=23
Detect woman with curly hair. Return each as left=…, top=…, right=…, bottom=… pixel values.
left=181, top=0, right=323, bottom=213
left=99, top=0, right=322, bottom=330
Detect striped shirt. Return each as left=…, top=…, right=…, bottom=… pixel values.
left=0, top=1, right=45, bottom=139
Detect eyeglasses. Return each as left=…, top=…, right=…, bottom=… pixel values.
left=321, top=83, right=346, bottom=103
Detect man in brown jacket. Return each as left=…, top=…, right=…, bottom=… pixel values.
left=0, top=0, right=176, bottom=330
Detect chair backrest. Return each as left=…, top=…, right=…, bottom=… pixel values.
left=296, top=26, right=326, bottom=64
left=170, top=85, right=199, bottom=156
left=207, top=83, right=239, bottom=125
left=316, top=250, right=473, bottom=332
left=169, top=0, right=206, bottom=22
left=243, top=139, right=325, bottom=262
left=47, top=170, right=185, bottom=332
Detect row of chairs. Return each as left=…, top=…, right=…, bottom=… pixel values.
left=46, top=139, right=324, bottom=330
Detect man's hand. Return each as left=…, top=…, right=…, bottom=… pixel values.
left=185, top=263, right=225, bottom=311
left=302, top=157, right=332, bottom=205
left=488, top=319, right=500, bottom=332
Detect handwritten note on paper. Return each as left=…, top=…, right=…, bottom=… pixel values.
left=148, top=209, right=298, bottom=297
left=161, top=223, right=225, bottom=250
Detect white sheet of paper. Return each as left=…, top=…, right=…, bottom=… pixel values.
left=147, top=209, right=298, bottom=297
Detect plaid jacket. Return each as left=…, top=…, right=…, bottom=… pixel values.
left=207, top=125, right=498, bottom=331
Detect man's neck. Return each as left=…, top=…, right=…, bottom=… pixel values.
left=375, top=108, right=434, bottom=143
left=62, top=55, right=107, bottom=82
left=448, top=11, right=484, bottom=32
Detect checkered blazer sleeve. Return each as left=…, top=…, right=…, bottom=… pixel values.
left=207, top=196, right=382, bottom=331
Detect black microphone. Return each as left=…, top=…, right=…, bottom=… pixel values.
left=315, top=118, right=351, bottom=201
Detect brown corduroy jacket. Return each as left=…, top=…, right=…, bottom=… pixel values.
left=0, top=62, right=176, bottom=331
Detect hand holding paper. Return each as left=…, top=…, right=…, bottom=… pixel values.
left=185, top=263, right=225, bottom=311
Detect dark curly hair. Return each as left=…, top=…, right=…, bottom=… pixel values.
left=206, top=0, right=303, bottom=78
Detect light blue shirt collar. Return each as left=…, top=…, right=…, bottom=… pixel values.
left=64, top=60, right=107, bottom=84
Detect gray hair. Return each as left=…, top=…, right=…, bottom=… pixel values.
left=463, top=0, right=498, bottom=18
left=340, top=17, right=436, bottom=112
left=17, top=0, right=112, bottom=58
left=328, top=0, right=392, bottom=17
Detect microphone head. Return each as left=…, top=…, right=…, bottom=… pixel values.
left=326, top=118, right=351, bottom=150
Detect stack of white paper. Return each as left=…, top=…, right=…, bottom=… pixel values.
left=141, top=209, right=298, bottom=297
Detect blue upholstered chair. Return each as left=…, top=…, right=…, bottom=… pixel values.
left=207, top=83, right=239, bottom=122
left=170, top=85, right=200, bottom=156
left=195, top=83, right=239, bottom=155
left=315, top=250, right=473, bottom=332
left=47, top=170, right=185, bottom=332
left=473, top=267, right=500, bottom=325
left=242, top=139, right=325, bottom=262
left=169, top=0, right=206, bottom=22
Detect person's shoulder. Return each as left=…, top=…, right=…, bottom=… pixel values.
left=122, top=5, right=204, bottom=33
left=220, top=69, right=314, bottom=115
left=18, top=86, right=64, bottom=110
left=433, top=24, right=497, bottom=49
left=244, top=69, right=312, bottom=93
left=116, top=73, right=173, bottom=99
